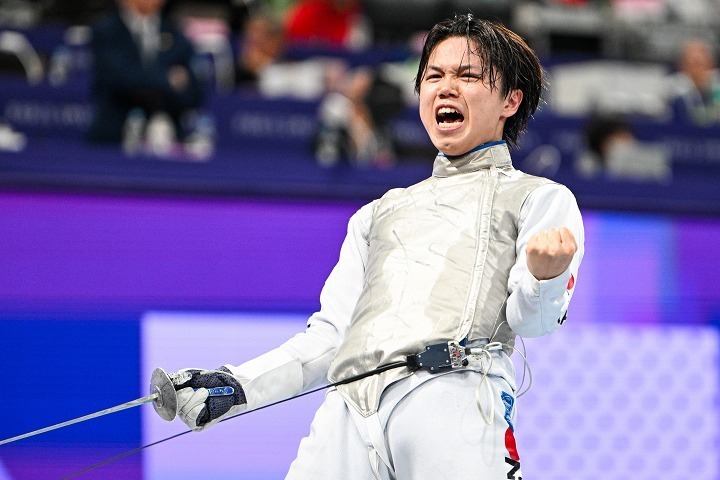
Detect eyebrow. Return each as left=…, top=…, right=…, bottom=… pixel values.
left=426, top=64, right=479, bottom=75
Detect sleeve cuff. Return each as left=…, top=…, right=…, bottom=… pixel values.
left=523, top=267, right=571, bottom=298
left=224, top=348, right=304, bottom=411
left=537, top=267, right=573, bottom=298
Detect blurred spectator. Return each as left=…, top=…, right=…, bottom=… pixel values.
left=612, top=0, right=666, bottom=21
left=575, top=114, right=671, bottom=182
left=284, top=0, right=370, bottom=50
left=666, top=39, right=720, bottom=126
left=234, top=11, right=285, bottom=86
left=582, top=115, right=635, bottom=173
left=665, top=0, right=720, bottom=25
left=86, top=0, right=204, bottom=148
left=314, top=63, right=404, bottom=168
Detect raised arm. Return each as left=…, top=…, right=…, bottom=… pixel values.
left=506, top=184, right=585, bottom=338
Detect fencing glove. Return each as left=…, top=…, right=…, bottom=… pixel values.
left=170, top=367, right=246, bottom=431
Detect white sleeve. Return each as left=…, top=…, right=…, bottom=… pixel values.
left=223, top=202, right=373, bottom=411
left=506, top=183, right=585, bottom=338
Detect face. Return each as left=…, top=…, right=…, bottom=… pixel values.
left=680, top=41, right=715, bottom=88
left=418, top=36, right=522, bottom=156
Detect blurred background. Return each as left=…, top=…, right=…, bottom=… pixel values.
left=0, top=0, right=719, bottom=479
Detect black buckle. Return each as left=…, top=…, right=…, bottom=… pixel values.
left=406, top=341, right=468, bottom=373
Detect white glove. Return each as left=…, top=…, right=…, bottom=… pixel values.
left=170, top=367, right=247, bottom=431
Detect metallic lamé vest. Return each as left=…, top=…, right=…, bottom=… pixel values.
left=328, top=143, right=552, bottom=416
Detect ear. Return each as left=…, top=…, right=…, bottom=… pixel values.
left=502, top=89, right=523, bottom=118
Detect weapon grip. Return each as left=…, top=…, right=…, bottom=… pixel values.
left=205, top=386, right=235, bottom=396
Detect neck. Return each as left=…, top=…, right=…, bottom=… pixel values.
left=439, top=140, right=507, bottom=159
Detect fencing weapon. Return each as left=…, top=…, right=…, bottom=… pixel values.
left=0, top=368, right=233, bottom=446
left=1, top=339, right=527, bottom=447
left=4, top=345, right=497, bottom=478
left=0, top=360, right=409, bottom=478
left=0, top=340, right=520, bottom=477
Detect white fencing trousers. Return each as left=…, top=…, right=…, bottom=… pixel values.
left=285, top=369, right=524, bottom=480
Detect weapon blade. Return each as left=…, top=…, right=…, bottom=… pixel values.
left=0, top=368, right=235, bottom=446
left=0, top=393, right=158, bottom=446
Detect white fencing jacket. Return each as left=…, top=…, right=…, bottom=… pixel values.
left=225, top=142, right=585, bottom=418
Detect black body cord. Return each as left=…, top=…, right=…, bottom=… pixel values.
left=59, top=360, right=410, bottom=480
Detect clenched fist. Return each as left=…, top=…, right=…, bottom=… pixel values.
left=526, top=227, right=577, bottom=281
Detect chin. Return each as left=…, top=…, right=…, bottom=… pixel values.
left=431, top=130, right=474, bottom=157
left=435, top=141, right=468, bottom=157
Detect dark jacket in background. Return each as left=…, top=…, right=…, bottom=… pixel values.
left=86, top=8, right=204, bottom=143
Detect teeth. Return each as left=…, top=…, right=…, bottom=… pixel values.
left=438, top=107, right=459, bottom=115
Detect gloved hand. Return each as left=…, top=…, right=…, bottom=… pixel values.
left=169, top=367, right=247, bottom=431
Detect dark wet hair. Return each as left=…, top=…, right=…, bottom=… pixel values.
left=414, top=14, right=543, bottom=150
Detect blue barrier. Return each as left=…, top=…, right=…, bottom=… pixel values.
left=1, top=79, right=719, bottom=214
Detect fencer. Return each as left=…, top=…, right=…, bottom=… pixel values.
left=168, top=14, right=584, bottom=480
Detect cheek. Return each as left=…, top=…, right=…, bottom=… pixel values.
left=419, top=95, right=434, bottom=123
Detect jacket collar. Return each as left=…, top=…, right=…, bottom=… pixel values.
left=432, top=141, right=512, bottom=178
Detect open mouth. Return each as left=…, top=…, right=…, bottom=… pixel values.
left=436, top=106, right=464, bottom=126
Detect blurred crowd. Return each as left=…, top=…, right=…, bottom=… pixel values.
left=0, top=0, right=719, bottom=175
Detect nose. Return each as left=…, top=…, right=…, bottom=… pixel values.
left=438, top=75, right=459, bottom=98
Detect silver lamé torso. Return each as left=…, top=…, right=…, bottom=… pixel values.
left=328, top=143, right=551, bottom=416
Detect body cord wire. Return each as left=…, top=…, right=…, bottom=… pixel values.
left=59, top=325, right=536, bottom=480
left=58, top=360, right=410, bottom=480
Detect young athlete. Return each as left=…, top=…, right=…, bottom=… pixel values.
left=169, top=14, right=584, bottom=479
